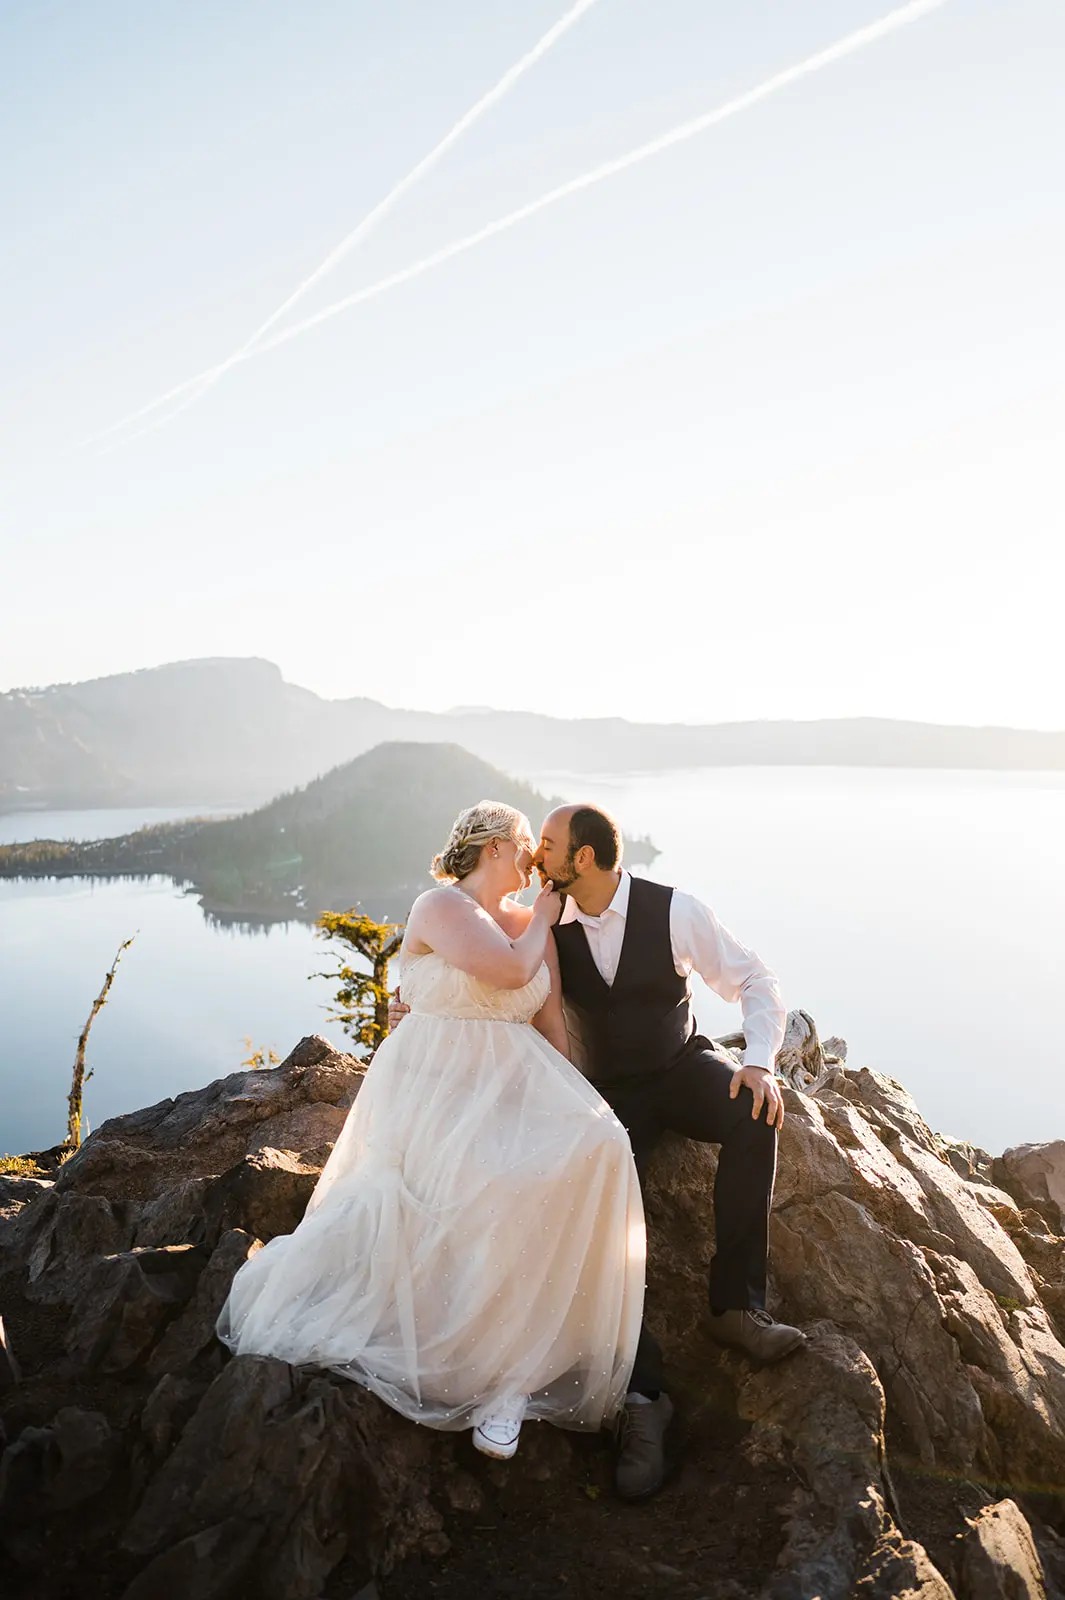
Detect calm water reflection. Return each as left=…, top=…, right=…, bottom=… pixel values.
left=0, top=861, right=351, bottom=1155
left=0, top=803, right=245, bottom=846
left=2, top=772, right=1062, bottom=1157
left=526, top=766, right=1065, bottom=1157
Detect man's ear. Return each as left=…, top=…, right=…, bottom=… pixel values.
left=573, top=843, right=595, bottom=874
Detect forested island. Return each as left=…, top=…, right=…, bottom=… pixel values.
left=0, top=741, right=657, bottom=922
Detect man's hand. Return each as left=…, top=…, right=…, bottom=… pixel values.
left=387, top=987, right=410, bottom=1032
left=729, top=1065, right=784, bottom=1129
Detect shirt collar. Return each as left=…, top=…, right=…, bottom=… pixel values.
left=560, top=870, right=630, bottom=928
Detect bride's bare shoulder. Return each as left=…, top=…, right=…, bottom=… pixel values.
left=404, top=886, right=470, bottom=954
left=407, top=885, right=477, bottom=927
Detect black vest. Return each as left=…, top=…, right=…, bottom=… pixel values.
left=554, top=876, right=695, bottom=1083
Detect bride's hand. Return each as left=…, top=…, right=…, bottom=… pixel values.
left=387, top=987, right=410, bottom=1032
left=532, top=879, right=562, bottom=926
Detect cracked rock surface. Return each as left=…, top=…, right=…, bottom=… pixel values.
left=1, top=1034, right=1063, bottom=1599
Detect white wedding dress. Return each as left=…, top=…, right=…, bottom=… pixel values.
left=217, top=950, right=646, bottom=1433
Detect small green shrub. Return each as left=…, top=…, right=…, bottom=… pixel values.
left=0, top=1154, right=42, bottom=1176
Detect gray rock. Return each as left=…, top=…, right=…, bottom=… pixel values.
left=929, top=1252, right=1065, bottom=1502
left=245, top=1102, right=348, bottom=1161
left=0, top=1172, right=53, bottom=1222
left=139, top=1372, right=211, bottom=1464
left=854, top=1528, right=957, bottom=1598
left=739, top=1322, right=894, bottom=1598
left=147, top=1229, right=262, bottom=1377
left=33, top=1406, right=119, bottom=1511
left=0, top=1406, right=121, bottom=1564
left=940, top=1136, right=995, bottom=1183
left=995, top=1143, right=1065, bottom=1235
left=769, top=1080, right=1065, bottom=1495
left=54, top=1137, right=157, bottom=1194
left=772, top=1189, right=988, bottom=1470
left=11, top=1039, right=360, bottom=1252
left=66, top=1244, right=206, bottom=1372
left=95, top=1035, right=360, bottom=1154
left=1030, top=1523, right=1065, bottom=1599
left=4, top=1023, right=1065, bottom=1600
left=122, top=1356, right=378, bottom=1600
left=198, top=1148, right=318, bottom=1249
left=23, top=1191, right=133, bottom=1306
left=134, top=1175, right=213, bottom=1248
left=836, top=1067, right=945, bottom=1151
left=893, top=1134, right=1036, bottom=1304
left=960, top=1498, right=1049, bottom=1599
left=119, top=1517, right=264, bottom=1600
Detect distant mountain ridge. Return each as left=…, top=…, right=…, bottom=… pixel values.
left=2, top=656, right=1062, bottom=812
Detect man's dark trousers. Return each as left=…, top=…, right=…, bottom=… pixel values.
left=600, top=1036, right=779, bottom=1397
left=552, top=875, right=780, bottom=1397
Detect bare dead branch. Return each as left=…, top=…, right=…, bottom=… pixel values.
left=67, top=935, right=136, bottom=1149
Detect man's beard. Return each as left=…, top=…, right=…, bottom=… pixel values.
left=539, top=855, right=577, bottom=893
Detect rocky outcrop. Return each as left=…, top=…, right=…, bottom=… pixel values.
left=766, top=1081, right=1065, bottom=1501
left=958, top=1498, right=1051, bottom=1599
left=1, top=1031, right=1063, bottom=1599
left=51, top=1032, right=361, bottom=1206
left=996, top=1143, right=1065, bottom=1236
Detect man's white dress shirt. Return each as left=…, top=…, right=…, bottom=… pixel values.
left=558, top=870, right=785, bottom=1071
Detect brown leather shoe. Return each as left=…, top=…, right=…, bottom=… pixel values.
left=613, top=1393, right=674, bottom=1501
left=708, top=1308, right=806, bottom=1362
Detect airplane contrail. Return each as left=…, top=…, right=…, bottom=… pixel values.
left=83, top=0, right=602, bottom=448
left=89, top=0, right=950, bottom=453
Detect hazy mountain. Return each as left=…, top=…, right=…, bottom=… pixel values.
left=2, top=657, right=1062, bottom=813
left=0, top=658, right=330, bottom=810
left=0, top=741, right=656, bottom=922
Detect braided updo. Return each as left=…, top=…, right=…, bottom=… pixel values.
left=430, top=800, right=533, bottom=882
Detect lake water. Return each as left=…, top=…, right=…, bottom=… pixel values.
left=1, top=772, right=1061, bottom=1157
left=526, top=766, right=1064, bottom=1157
left=0, top=804, right=246, bottom=844
left=0, top=804, right=351, bottom=1156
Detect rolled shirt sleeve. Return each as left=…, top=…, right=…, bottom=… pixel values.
left=670, top=890, right=786, bottom=1071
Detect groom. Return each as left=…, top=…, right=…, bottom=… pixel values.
left=530, top=804, right=803, bottom=1499
left=391, top=801, right=803, bottom=1500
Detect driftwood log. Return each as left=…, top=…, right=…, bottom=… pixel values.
left=717, top=1007, right=848, bottom=1096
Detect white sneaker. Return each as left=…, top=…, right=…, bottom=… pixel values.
left=472, top=1397, right=527, bottom=1460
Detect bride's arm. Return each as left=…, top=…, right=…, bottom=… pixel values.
left=531, top=933, right=571, bottom=1060
left=407, top=882, right=560, bottom=990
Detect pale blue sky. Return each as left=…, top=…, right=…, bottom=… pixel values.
left=2, top=0, right=1063, bottom=725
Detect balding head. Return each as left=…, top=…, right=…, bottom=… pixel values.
left=541, top=804, right=577, bottom=843
left=536, top=803, right=622, bottom=893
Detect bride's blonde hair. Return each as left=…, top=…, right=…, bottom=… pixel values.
left=431, top=801, right=532, bottom=883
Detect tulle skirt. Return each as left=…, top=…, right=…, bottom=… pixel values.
left=216, top=1012, right=645, bottom=1432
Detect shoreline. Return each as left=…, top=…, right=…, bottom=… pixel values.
left=5, top=759, right=1065, bottom=821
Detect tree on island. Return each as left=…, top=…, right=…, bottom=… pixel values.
left=313, top=911, right=404, bottom=1060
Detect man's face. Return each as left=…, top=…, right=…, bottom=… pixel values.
left=534, top=812, right=577, bottom=892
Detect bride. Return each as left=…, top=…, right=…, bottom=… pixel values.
left=217, top=800, right=645, bottom=1461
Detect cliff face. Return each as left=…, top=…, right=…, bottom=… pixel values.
left=1, top=1037, right=1063, bottom=1600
